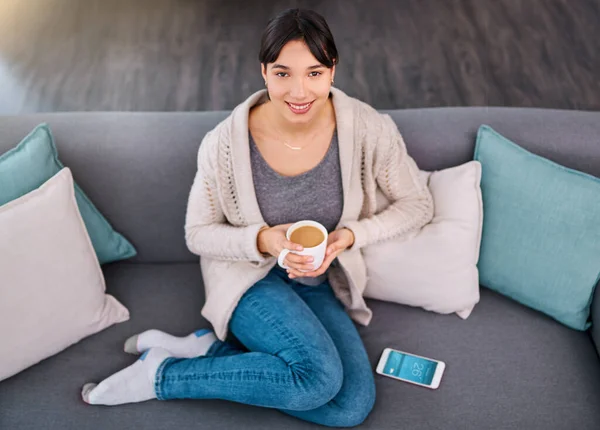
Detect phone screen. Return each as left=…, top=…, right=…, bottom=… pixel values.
left=383, top=350, right=438, bottom=385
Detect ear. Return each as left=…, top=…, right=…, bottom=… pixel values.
left=261, top=63, right=268, bottom=83
left=330, top=64, right=336, bottom=83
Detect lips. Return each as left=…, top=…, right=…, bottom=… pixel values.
left=286, top=101, right=314, bottom=114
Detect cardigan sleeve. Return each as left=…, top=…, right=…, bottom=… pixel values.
left=184, top=131, right=270, bottom=264
left=341, top=114, right=434, bottom=250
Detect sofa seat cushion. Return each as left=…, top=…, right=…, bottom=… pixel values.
left=0, top=263, right=598, bottom=429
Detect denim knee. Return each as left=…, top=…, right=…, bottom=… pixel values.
left=334, top=381, right=376, bottom=427
left=286, top=346, right=344, bottom=411
left=318, top=366, right=376, bottom=427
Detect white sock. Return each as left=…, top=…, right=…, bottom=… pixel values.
left=124, top=328, right=217, bottom=358
left=81, top=347, right=171, bottom=406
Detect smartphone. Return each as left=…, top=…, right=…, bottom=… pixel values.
left=376, top=347, right=445, bottom=389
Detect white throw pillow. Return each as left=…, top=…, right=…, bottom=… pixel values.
left=363, top=161, right=483, bottom=319
left=0, top=168, right=129, bottom=382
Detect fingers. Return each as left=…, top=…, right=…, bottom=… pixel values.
left=326, top=238, right=347, bottom=256
left=286, top=253, right=313, bottom=264
left=275, top=240, right=303, bottom=261
left=288, top=263, right=325, bottom=279
left=288, top=248, right=343, bottom=279
left=287, top=257, right=320, bottom=278
left=326, top=243, right=339, bottom=257
left=283, top=240, right=303, bottom=252
left=285, top=253, right=314, bottom=271
left=270, top=231, right=302, bottom=258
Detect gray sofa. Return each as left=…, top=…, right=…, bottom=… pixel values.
left=1, top=107, right=599, bottom=429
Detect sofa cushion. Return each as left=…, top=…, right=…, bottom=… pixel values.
left=363, top=161, right=482, bottom=319
left=0, top=168, right=129, bottom=382
left=0, top=124, right=136, bottom=264
left=474, top=125, right=600, bottom=331
left=0, top=263, right=598, bottom=429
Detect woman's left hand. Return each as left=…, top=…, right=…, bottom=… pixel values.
left=287, top=228, right=355, bottom=279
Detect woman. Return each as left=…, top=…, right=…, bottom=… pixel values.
left=82, top=8, right=433, bottom=428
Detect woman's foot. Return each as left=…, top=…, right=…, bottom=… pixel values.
left=82, top=347, right=171, bottom=405
left=124, top=328, right=217, bottom=358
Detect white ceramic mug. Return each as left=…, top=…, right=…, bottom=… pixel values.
left=278, top=220, right=328, bottom=272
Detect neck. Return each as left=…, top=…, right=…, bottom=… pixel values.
left=266, top=98, right=334, bottom=138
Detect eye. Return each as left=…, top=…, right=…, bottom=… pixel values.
left=309, top=71, right=322, bottom=77
left=276, top=72, right=288, bottom=78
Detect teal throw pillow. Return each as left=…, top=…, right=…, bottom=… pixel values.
left=474, top=125, right=600, bottom=330
left=0, top=124, right=136, bottom=265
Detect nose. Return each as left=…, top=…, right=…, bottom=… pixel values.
left=289, top=76, right=307, bottom=100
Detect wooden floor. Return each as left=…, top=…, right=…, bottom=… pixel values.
left=0, top=0, right=598, bottom=113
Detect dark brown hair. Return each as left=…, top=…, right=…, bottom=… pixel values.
left=259, top=8, right=339, bottom=68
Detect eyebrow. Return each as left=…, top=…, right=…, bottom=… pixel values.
left=271, top=64, right=324, bottom=70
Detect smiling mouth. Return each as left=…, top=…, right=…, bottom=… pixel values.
left=286, top=101, right=315, bottom=114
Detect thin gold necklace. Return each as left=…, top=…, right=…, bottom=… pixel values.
left=274, top=121, right=334, bottom=151
left=284, top=141, right=308, bottom=151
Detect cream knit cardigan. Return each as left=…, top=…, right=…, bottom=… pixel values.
left=185, top=87, right=434, bottom=341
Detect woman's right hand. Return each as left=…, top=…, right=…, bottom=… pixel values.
left=257, top=224, right=315, bottom=272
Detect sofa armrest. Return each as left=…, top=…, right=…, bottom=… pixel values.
left=591, top=281, right=600, bottom=358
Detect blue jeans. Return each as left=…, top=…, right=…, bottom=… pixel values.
left=154, top=266, right=376, bottom=427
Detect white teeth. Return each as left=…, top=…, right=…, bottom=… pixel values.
left=289, top=102, right=311, bottom=110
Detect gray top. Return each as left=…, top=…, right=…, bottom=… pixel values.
left=249, top=130, right=344, bottom=286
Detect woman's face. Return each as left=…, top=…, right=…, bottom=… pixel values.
left=262, top=40, right=335, bottom=126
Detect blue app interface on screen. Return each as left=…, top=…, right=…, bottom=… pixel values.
left=383, top=350, right=438, bottom=385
